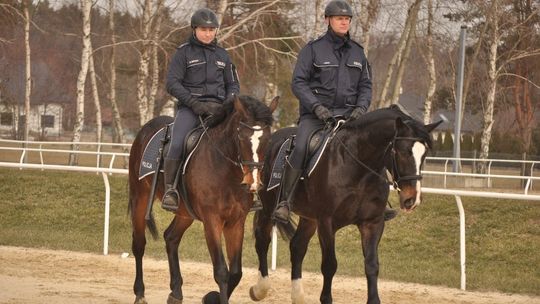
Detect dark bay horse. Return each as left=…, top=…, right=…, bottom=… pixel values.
left=249, top=106, right=441, bottom=304
left=129, top=96, right=278, bottom=304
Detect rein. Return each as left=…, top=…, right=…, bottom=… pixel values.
left=332, top=124, right=424, bottom=192
left=199, top=116, right=266, bottom=170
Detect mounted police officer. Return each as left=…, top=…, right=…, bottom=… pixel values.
left=162, top=8, right=240, bottom=212
left=273, top=0, right=397, bottom=223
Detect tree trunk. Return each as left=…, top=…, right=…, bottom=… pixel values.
left=478, top=0, right=499, bottom=173
left=88, top=44, right=103, bottom=167
left=136, top=0, right=153, bottom=126
left=148, top=0, right=164, bottom=121
left=357, top=0, right=381, bottom=57
left=377, top=0, right=422, bottom=108
left=389, top=1, right=420, bottom=105
left=208, top=0, right=228, bottom=26
left=423, top=0, right=436, bottom=124
left=23, top=0, right=31, bottom=145
left=70, top=0, right=92, bottom=165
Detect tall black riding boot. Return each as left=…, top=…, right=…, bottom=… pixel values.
left=272, top=164, right=302, bottom=223
left=161, top=158, right=182, bottom=212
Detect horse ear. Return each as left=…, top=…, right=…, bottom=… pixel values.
left=424, top=120, right=443, bottom=133
left=395, top=117, right=412, bottom=136
left=269, top=96, right=279, bottom=113
left=233, top=95, right=248, bottom=118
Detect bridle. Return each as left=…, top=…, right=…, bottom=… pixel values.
left=199, top=116, right=267, bottom=170
left=332, top=120, right=426, bottom=192
left=385, top=136, right=425, bottom=191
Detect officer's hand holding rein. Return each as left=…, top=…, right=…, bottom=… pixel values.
left=349, top=106, right=367, bottom=121
left=314, top=105, right=333, bottom=123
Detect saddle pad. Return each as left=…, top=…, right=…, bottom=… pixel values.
left=139, top=124, right=169, bottom=180
left=267, top=137, right=292, bottom=191
left=266, top=129, right=334, bottom=190
left=138, top=125, right=205, bottom=180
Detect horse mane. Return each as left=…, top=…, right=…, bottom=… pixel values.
left=205, top=95, right=273, bottom=128
left=344, top=105, right=433, bottom=147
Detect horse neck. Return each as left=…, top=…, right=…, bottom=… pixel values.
left=206, top=113, right=240, bottom=157
left=338, top=119, right=396, bottom=169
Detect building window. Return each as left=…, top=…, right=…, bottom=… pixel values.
left=0, top=112, right=13, bottom=126
left=41, top=115, right=55, bottom=128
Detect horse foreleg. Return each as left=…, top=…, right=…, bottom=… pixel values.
left=164, top=215, right=194, bottom=304
left=358, top=220, right=385, bottom=304
left=223, top=217, right=247, bottom=298
left=317, top=217, right=337, bottom=304
left=249, top=211, right=273, bottom=301
left=203, top=219, right=229, bottom=304
left=290, top=217, right=317, bottom=304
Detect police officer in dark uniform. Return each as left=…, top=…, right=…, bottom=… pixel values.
left=273, top=0, right=396, bottom=223
left=162, top=8, right=240, bottom=211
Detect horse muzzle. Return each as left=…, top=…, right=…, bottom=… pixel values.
left=398, top=183, right=421, bottom=212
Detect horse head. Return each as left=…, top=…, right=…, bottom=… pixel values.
left=389, top=117, right=442, bottom=211
left=229, top=95, right=278, bottom=191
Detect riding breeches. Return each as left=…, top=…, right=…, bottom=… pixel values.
left=288, top=116, right=325, bottom=170
left=167, top=106, right=199, bottom=160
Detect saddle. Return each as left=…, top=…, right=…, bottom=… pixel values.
left=267, top=121, right=344, bottom=190
left=138, top=124, right=205, bottom=180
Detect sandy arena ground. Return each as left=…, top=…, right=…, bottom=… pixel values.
left=0, top=246, right=538, bottom=304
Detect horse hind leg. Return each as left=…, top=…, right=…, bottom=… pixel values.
left=164, top=215, right=194, bottom=304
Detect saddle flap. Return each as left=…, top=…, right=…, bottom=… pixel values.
left=138, top=124, right=171, bottom=180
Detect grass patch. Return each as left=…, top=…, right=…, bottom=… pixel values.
left=0, top=168, right=538, bottom=295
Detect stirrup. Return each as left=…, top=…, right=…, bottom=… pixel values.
left=272, top=203, right=290, bottom=224
left=384, top=208, right=398, bottom=221
left=161, top=189, right=180, bottom=212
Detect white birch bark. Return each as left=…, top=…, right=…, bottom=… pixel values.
left=88, top=44, right=103, bottom=167
left=23, top=0, right=31, bottom=144
left=357, top=0, right=381, bottom=57
left=478, top=0, right=499, bottom=172
left=108, top=0, right=126, bottom=146
left=148, top=0, right=164, bottom=120
left=424, top=0, right=436, bottom=124
left=136, top=0, right=153, bottom=126
left=389, top=1, right=420, bottom=105
left=70, top=0, right=92, bottom=165
left=377, top=0, right=422, bottom=108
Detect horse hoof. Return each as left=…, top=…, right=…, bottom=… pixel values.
left=201, top=291, right=220, bottom=304
left=134, top=296, right=148, bottom=304
left=167, top=293, right=183, bottom=304
left=249, top=286, right=263, bottom=301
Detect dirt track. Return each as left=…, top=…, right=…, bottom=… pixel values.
left=0, top=246, right=538, bottom=304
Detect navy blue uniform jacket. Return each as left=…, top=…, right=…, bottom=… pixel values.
left=166, top=35, right=240, bottom=107
left=292, top=30, right=372, bottom=117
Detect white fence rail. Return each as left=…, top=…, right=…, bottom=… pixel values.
left=1, top=139, right=540, bottom=291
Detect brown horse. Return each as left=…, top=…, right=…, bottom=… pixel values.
left=249, top=106, right=441, bottom=304
left=128, top=96, right=278, bottom=304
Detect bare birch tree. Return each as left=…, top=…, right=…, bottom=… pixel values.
left=135, top=0, right=153, bottom=126
left=108, top=0, right=126, bottom=146
left=478, top=0, right=499, bottom=172
left=378, top=0, right=422, bottom=108
left=423, top=0, right=435, bottom=124
left=22, top=0, right=31, bottom=144
left=69, top=0, right=92, bottom=165
left=354, top=0, right=381, bottom=57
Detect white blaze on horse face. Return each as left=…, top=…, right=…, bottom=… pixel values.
left=250, top=130, right=263, bottom=192
left=412, top=141, right=426, bottom=205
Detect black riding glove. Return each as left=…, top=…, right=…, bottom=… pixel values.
left=191, top=100, right=223, bottom=116
left=313, top=105, right=333, bottom=122
left=349, top=106, right=367, bottom=121
left=223, top=94, right=236, bottom=106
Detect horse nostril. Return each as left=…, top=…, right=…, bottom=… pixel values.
left=404, top=198, right=415, bottom=209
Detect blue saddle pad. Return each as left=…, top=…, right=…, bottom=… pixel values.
left=138, top=125, right=205, bottom=180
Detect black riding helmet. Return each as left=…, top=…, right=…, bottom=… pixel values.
left=191, top=8, right=219, bottom=28
left=324, top=0, right=353, bottom=18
